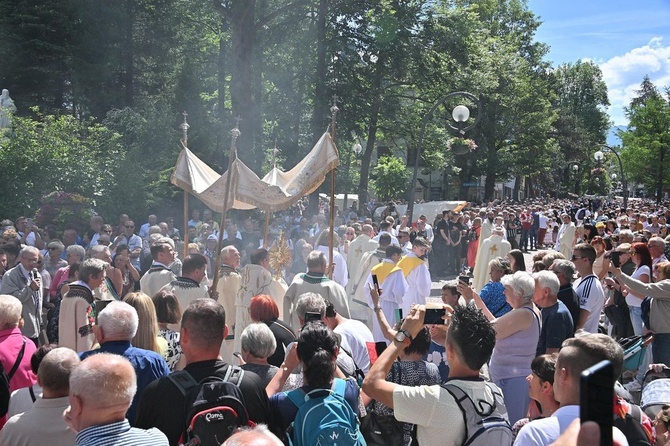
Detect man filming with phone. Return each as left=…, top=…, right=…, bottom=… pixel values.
left=363, top=304, right=511, bottom=445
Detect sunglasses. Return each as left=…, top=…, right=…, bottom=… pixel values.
left=571, top=255, right=586, bottom=260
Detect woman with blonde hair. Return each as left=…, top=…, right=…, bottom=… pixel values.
left=123, top=292, right=168, bottom=358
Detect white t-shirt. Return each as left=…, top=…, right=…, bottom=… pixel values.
left=334, top=319, right=375, bottom=373
left=393, top=379, right=497, bottom=446
left=626, top=265, right=650, bottom=307
left=574, top=274, right=604, bottom=333
left=514, top=405, right=629, bottom=446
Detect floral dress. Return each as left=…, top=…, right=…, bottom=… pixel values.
left=159, top=328, right=183, bottom=371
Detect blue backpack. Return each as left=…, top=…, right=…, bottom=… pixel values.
left=286, top=378, right=366, bottom=446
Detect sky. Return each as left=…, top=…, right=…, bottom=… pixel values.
left=527, top=0, right=670, bottom=128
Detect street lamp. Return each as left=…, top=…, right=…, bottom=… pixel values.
left=572, top=164, right=579, bottom=195
left=342, top=137, right=363, bottom=212
left=595, top=144, right=628, bottom=209
left=407, top=91, right=481, bottom=222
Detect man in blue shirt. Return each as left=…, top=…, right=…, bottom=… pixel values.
left=65, top=353, right=168, bottom=446
left=532, top=271, right=574, bottom=356
left=80, top=301, right=170, bottom=424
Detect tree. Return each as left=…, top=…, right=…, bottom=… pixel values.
left=371, top=155, right=410, bottom=202
left=620, top=78, right=670, bottom=202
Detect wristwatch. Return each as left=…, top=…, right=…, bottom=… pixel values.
left=394, top=329, right=413, bottom=346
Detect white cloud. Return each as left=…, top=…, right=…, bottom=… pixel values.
left=599, top=37, right=670, bottom=125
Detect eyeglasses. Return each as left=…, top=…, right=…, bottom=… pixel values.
left=571, top=255, right=586, bottom=260
left=125, top=225, right=134, bottom=229
left=103, top=230, right=113, bottom=233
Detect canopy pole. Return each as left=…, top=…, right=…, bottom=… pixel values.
left=263, top=211, right=270, bottom=249
left=328, top=96, right=339, bottom=279
left=179, top=112, right=191, bottom=260
left=211, top=120, right=241, bottom=295
left=183, top=192, right=189, bottom=259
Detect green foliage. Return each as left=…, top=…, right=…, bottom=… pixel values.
left=620, top=78, right=670, bottom=202
left=34, top=192, right=93, bottom=234
left=0, top=110, right=124, bottom=220
left=371, top=156, right=411, bottom=202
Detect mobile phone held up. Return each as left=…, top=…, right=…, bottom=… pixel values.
left=580, top=360, right=613, bottom=446
left=610, top=251, right=621, bottom=268
left=303, top=311, right=322, bottom=326
left=424, top=308, right=447, bottom=325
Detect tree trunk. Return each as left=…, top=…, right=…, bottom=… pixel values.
left=307, top=0, right=329, bottom=217
left=229, top=0, right=257, bottom=168
left=123, top=0, right=134, bottom=107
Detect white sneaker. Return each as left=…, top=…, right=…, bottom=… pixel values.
left=624, top=380, right=642, bottom=392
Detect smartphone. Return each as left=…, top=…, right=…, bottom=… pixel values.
left=610, top=251, right=621, bottom=268
left=371, top=274, right=379, bottom=289
left=424, top=308, right=447, bottom=325
left=580, top=360, right=613, bottom=446
left=303, top=311, right=322, bottom=325
left=394, top=308, right=403, bottom=323
left=458, top=275, right=471, bottom=284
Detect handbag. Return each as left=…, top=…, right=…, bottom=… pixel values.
left=360, top=363, right=404, bottom=446
left=604, top=303, right=634, bottom=338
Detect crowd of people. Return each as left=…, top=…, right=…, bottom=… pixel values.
left=0, top=195, right=669, bottom=445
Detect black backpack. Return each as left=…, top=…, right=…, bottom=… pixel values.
left=613, top=401, right=652, bottom=446
left=442, top=381, right=513, bottom=446
left=168, top=365, right=254, bottom=446
left=0, top=339, right=26, bottom=417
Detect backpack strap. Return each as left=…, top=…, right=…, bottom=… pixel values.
left=332, top=378, right=347, bottom=397
left=287, top=388, right=306, bottom=409
left=7, top=339, right=27, bottom=381
left=223, top=364, right=244, bottom=387
left=167, top=370, right=199, bottom=396
left=442, top=383, right=469, bottom=440
left=28, top=385, right=36, bottom=403
left=629, top=403, right=642, bottom=422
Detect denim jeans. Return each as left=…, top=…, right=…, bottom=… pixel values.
left=630, top=306, right=651, bottom=382
left=495, top=376, right=530, bottom=425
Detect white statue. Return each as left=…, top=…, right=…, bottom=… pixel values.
left=0, top=89, right=17, bottom=128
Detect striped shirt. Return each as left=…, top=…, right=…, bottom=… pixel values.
left=75, top=420, right=168, bottom=446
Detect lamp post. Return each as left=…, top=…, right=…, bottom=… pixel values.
left=342, top=138, right=363, bottom=213
left=572, top=164, right=579, bottom=195
left=595, top=144, right=628, bottom=209
left=407, top=91, right=481, bottom=222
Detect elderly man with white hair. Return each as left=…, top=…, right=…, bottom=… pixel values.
left=472, top=225, right=511, bottom=292
left=64, top=353, right=168, bottom=445
left=79, top=301, right=170, bottom=424
left=533, top=270, right=574, bottom=356
left=0, top=347, right=80, bottom=445
left=0, top=245, right=43, bottom=344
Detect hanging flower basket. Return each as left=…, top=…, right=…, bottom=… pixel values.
left=591, top=167, right=606, bottom=176
left=447, top=137, right=477, bottom=155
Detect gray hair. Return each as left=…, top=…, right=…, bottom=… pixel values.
left=533, top=270, right=560, bottom=296
left=149, top=225, right=162, bottom=235
left=97, top=301, right=139, bottom=340
left=295, top=292, right=326, bottom=321
left=47, top=240, right=65, bottom=251
left=222, top=424, right=283, bottom=446
left=79, top=258, right=107, bottom=284
left=501, top=271, right=535, bottom=303
left=551, top=259, right=576, bottom=283
left=66, top=244, right=86, bottom=260
left=89, top=244, right=110, bottom=259
left=38, top=347, right=80, bottom=393
left=240, top=323, right=277, bottom=359
left=618, top=229, right=634, bottom=244
left=306, top=251, right=327, bottom=271
left=70, top=353, right=136, bottom=407
left=649, top=236, right=666, bottom=249
left=19, top=245, right=39, bottom=259
left=0, top=294, right=22, bottom=329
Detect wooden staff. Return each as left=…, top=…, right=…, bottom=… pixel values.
left=179, top=112, right=190, bottom=259
left=328, top=96, right=339, bottom=279
left=211, top=120, right=241, bottom=294
left=263, top=211, right=270, bottom=249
